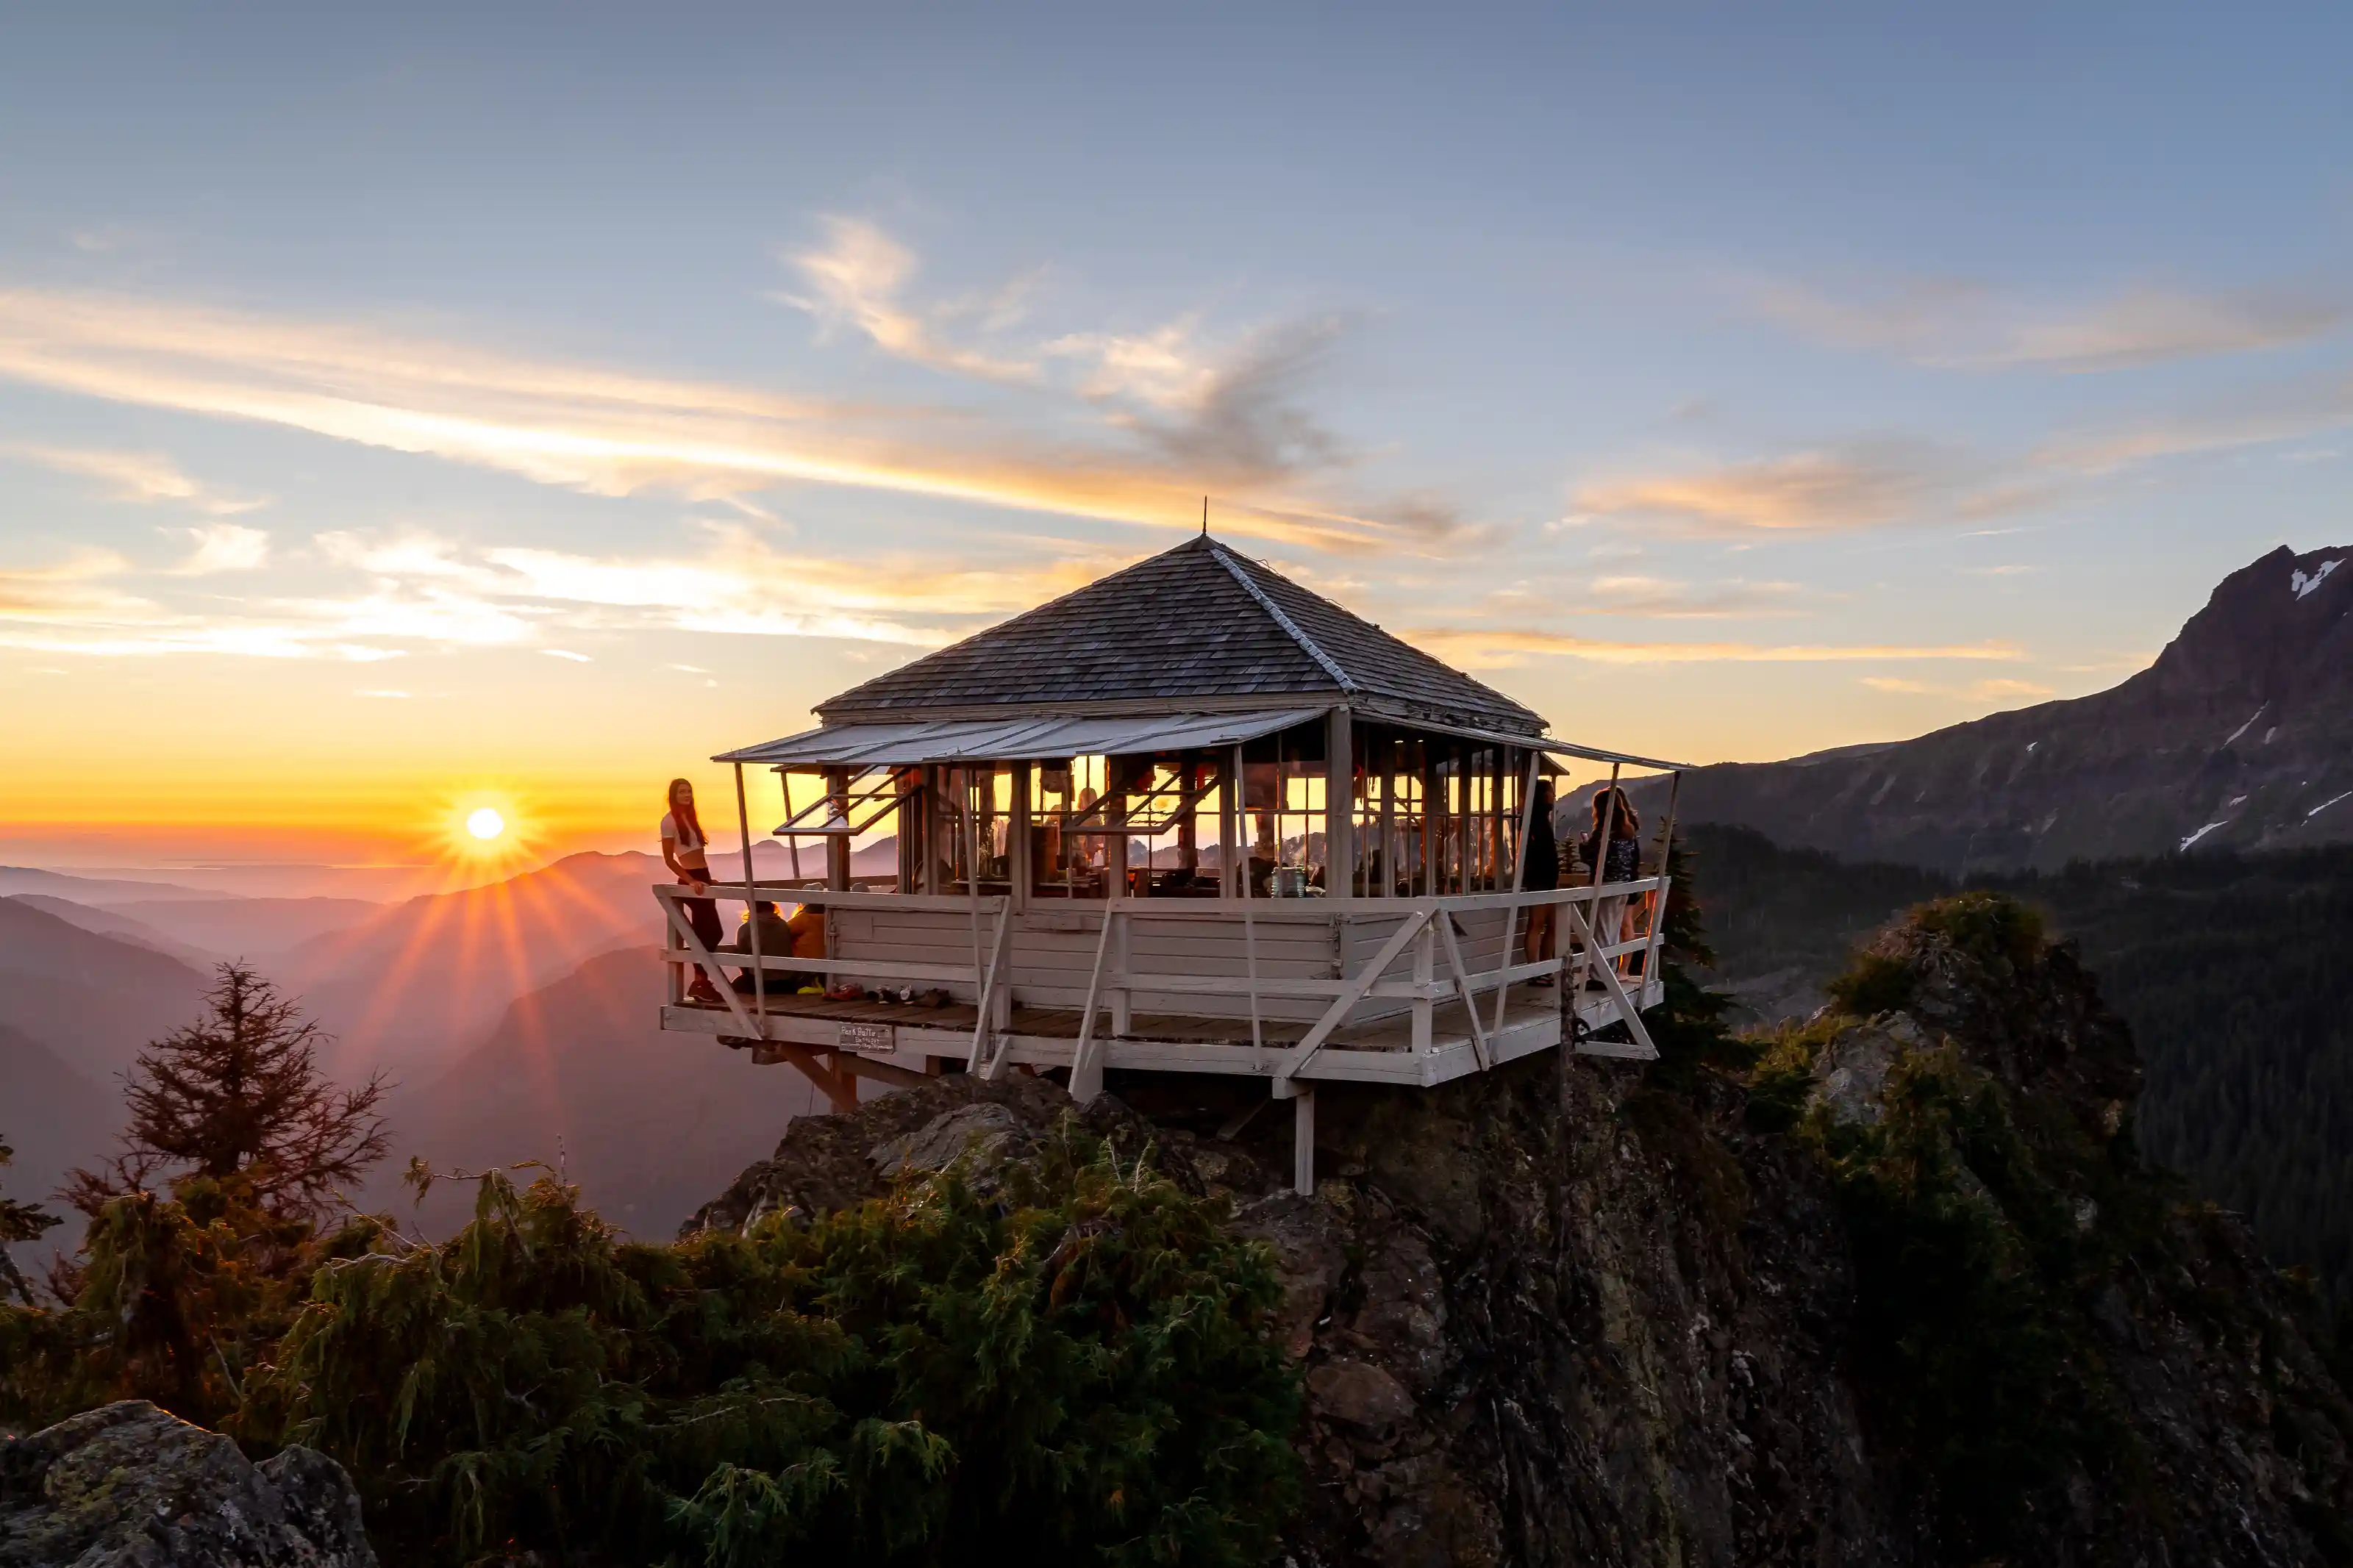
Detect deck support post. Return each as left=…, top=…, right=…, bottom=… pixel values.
left=1292, top=1088, right=1315, bottom=1197
left=762, top=1041, right=858, bottom=1113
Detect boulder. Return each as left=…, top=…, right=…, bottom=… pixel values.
left=0, top=1401, right=374, bottom=1568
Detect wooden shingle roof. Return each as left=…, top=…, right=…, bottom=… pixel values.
left=817, top=535, right=1543, bottom=734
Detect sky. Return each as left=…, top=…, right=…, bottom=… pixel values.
left=2, top=4, right=2349, bottom=874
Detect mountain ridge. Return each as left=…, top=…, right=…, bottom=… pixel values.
left=1649, top=543, right=2353, bottom=872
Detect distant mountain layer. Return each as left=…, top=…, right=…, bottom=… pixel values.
left=1651, top=543, right=2353, bottom=873
left=0, top=899, right=209, bottom=1084
left=379, top=945, right=822, bottom=1240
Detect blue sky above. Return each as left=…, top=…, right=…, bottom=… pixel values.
left=1, top=3, right=2348, bottom=856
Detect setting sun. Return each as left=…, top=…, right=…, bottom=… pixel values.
left=466, top=808, right=506, bottom=841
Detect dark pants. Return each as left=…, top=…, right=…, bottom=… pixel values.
left=681, top=878, right=724, bottom=987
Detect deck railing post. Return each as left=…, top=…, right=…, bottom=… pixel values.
left=1411, top=912, right=1434, bottom=1053
left=1068, top=903, right=1118, bottom=1102
left=734, top=763, right=765, bottom=1033
left=1642, top=768, right=1684, bottom=995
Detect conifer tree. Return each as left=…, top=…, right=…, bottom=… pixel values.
left=69, top=963, right=390, bottom=1220
left=0, top=1135, right=60, bottom=1306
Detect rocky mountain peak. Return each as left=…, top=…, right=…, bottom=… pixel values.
left=2140, top=542, right=2352, bottom=705
left=1657, top=543, right=2353, bottom=870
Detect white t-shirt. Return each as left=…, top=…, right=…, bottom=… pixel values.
left=660, top=811, right=706, bottom=855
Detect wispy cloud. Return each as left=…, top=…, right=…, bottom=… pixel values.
left=1576, top=440, right=1958, bottom=533
left=0, top=280, right=1443, bottom=554
left=1481, top=573, right=1810, bottom=619
left=778, top=216, right=1040, bottom=384
left=0, top=520, right=1143, bottom=662
left=4, top=442, right=264, bottom=514
left=1574, top=366, right=2353, bottom=535
left=173, top=522, right=271, bottom=574
left=0, top=549, right=153, bottom=624
left=1761, top=279, right=2349, bottom=371
left=1412, top=625, right=2025, bottom=669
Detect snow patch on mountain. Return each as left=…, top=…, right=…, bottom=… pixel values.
left=2291, top=559, right=2340, bottom=599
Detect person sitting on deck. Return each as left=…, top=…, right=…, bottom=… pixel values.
left=785, top=901, right=826, bottom=969
left=727, top=901, right=807, bottom=995
left=1577, top=786, right=1643, bottom=988
left=660, top=778, right=725, bottom=1006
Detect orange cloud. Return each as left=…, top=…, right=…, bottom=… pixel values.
left=1574, top=443, right=1955, bottom=533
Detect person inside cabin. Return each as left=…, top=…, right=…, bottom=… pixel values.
left=1521, top=778, right=1560, bottom=982
left=727, top=900, right=800, bottom=995
left=1578, top=786, right=1642, bottom=988
left=660, top=778, right=725, bottom=1005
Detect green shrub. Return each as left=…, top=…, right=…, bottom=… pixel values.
left=243, top=1122, right=1302, bottom=1567
left=1743, top=1021, right=1831, bottom=1133
left=1914, top=892, right=2045, bottom=971
left=1825, top=952, right=1915, bottom=1018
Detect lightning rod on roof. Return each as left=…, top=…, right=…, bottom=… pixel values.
left=1202, top=495, right=1208, bottom=536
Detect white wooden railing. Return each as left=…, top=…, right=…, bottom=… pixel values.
left=657, top=876, right=1668, bottom=1084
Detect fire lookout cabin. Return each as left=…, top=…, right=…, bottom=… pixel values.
left=656, top=534, right=1687, bottom=1193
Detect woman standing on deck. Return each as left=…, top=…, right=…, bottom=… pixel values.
left=1579, top=787, right=1642, bottom=988
left=662, top=778, right=725, bottom=1004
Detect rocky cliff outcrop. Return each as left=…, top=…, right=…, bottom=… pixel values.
left=688, top=901, right=2353, bottom=1565
left=1649, top=543, right=2353, bottom=872
left=0, top=1402, right=375, bottom=1568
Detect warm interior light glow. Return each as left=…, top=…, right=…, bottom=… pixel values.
left=466, top=807, right=506, bottom=840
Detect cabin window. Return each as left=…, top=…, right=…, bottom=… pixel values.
left=1345, top=731, right=1532, bottom=897
left=1040, top=753, right=1231, bottom=898
left=1028, top=755, right=1110, bottom=898
left=920, top=765, right=1014, bottom=893
left=1236, top=737, right=1331, bottom=897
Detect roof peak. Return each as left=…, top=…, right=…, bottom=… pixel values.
left=815, top=532, right=1543, bottom=732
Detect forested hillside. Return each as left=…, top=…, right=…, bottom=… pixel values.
left=1686, top=823, right=2353, bottom=1305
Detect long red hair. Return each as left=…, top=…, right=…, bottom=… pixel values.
left=666, top=777, right=707, bottom=848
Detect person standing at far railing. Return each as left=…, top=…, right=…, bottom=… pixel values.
left=662, top=777, right=726, bottom=1006
left=1579, top=786, right=1642, bottom=989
